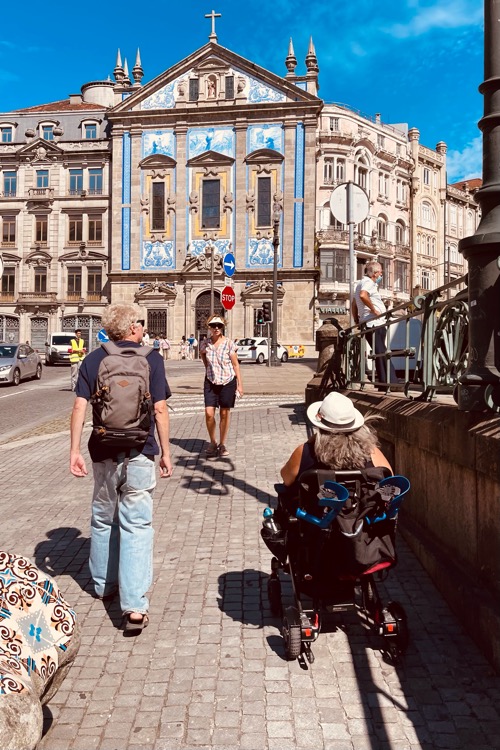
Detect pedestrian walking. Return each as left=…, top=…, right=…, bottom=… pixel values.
left=69, top=303, right=173, bottom=633
left=142, top=329, right=150, bottom=346
left=159, top=335, right=170, bottom=361
left=179, top=335, right=189, bottom=360
left=152, top=334, right=161, bottom=351
left=188, top=333, right=198, bottom=360
left=352, top=261, right=398, bottom=386
left=69, top=329, right=86, bottom=392
left=200, top=315, right=243, bottom=459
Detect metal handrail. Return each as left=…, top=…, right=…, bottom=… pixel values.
left=333, top=276, right=469, bottom=402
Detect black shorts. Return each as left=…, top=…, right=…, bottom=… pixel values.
left=204, top=377, right=237, bottom=409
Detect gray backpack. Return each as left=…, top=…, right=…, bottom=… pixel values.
left=90, top=341, right=153, bottom=450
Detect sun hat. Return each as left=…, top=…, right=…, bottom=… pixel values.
left=306, top=392, right=364, bottom=433
left=208, top=316, right=225, bottom=326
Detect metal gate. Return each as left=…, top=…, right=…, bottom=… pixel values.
left=147, top=310, right=167, bottom=336
left=195, top=291, right=223, bottom=340
left=0, top=315, right=20, bottom=343
left=30, top=317, right=48, bottom=352
left=62, top=315, right=102, bottom=352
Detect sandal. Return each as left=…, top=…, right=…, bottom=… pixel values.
left=123, top=613, right=149, bottom=632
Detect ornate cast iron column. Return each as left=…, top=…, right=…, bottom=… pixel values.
left=458, top=0, right=500, bottom=410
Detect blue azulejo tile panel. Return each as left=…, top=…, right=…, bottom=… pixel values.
left=247, top=75, right=286, bottom=104
left=188, top=128, right=235, bottom=158
left=189, top=239, right=231, bottom=257
left=142, top=130, right=175, bottom=158
left=141, top=241, right=174, bottom=269
left=247, top=124, right=283, bottom=154
left=293, top=123, right=305, bottom=267
left=122, top=208, right=131, bottom=271
left=248, top=238, right=280, bottom=268
left=141, top=76, right=181, bottom=109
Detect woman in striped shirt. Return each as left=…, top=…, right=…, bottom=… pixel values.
left=200, top=315, right=244, bottom=459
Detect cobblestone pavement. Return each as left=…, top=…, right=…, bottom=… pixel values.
left=1, top=393, right=499, bottom=750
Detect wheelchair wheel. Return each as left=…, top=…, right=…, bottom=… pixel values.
left=282, top=606, right=302, bottom=660
left=267, top=576, right=282, bottom=616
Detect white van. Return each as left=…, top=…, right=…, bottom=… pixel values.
left=45, top=332, right=74, bottom=366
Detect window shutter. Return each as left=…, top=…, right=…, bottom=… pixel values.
left=189, top=79, right=199, bottom=101
left=225, top=76, right=234, bottom=99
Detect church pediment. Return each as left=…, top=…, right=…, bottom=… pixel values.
left=187, top=149, right=234, bottom=167
left=134, top=281, right=177, bottom=301
left=245, top=148, right=284, bottom=164
left=59, top=249, right=108, bottom=263
left=181, top=252, right=224, bottom=275
left=25, top=249, right=52, bottom=266
left=139, top=154, right=177, bottom=169
left=110, top=42, right=320, bottom=115
left=241, top=281, right=285, bottom=300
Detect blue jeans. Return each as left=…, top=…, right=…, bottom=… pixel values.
left=90, top=453, right=156, bottom=615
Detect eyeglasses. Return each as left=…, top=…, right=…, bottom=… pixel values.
left=209, top=323, right=224, bottom=329
left=135, top=320, right=145, bottom=327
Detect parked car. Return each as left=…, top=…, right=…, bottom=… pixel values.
left=236, top=337, right=289, bottom=364
left=45, top=332, right=74, bottom=366
left=0, top=344, right=43, bottom=386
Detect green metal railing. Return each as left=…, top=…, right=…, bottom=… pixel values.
left=321, top=275, right=470, bottom=403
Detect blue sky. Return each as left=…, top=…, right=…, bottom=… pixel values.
left=0, top=0, right=483, bottom=182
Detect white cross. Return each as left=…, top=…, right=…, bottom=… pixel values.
left=205, top=9, right=221, bottom=41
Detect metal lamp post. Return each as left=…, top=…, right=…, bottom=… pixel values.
left=457, top=0, right=500, bottom=410
left=269, top=204, right=281, bottom=367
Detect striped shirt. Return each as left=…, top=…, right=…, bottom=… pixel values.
left=200, top=337, right=237, bottom=385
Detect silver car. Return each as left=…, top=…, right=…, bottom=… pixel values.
left=0, top=344, right=43, bottom=386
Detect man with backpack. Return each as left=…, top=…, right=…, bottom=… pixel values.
left=69, top=303, right=173, bottom=633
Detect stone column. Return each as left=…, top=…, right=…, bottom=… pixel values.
left=129, top=128, right=142, bottom=272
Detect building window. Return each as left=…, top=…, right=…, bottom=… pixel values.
left=355, top=165, right=368, bottom=190
left=320, top=249, right=349, bottom=283
left=3, top=171, right=17, bottom=197
left=36, top=170, right=49, bottom=189
left=449, top=244, right=459, bottom=264
left=377, top=134, right=385, bottom=149
left=421, top=201, right=435, bottom=229
left=377, top=215, right=387, bottom=241
left=84, top=123, right=97, bottom=139
left=34, top=267, right=47, bottom=294
left=358, top=219, right=369, bottom=239
left=69, top=215, right=83, bottom=243
left=1, top=267, right=15, bottom=298
left=1, top=215, right=16, bottom=245
left=0, top=126, right=12, bottom=143
left=35, top=216, right=48, bottom=244
left=201, top=179, right=220, bottom=229
left=67, top=266, right=82, bottom=298
left=323, top=158, right=334, bottom=184
left=378, top=172, right=389, bottom=198
left=88, top=168, right=103, bottom=195
left=378, top=258, right=392, bottom=288
left=329, top=117, right=339, bottom=132
left=423, top=167, right=430, bottom=185
left=395, top=221, right=405, bottom=245
left=396, top=179, right=407, bottom=203
left=87, top=266, right=102, bottom=298
left=256, top=176, right=271, bottom=227
left=225, top=76, right=234, bottom=99
left=151, top=182, right=165, bottom=231
left=189, top=79, right=199, bottom=101
left=396, top=143, right=401, bottom=156
left=336, top=158, right=345, bottom=181
left=394, top=261, right=409, bottom=293
left=449, top=204, right=457, bottom=230
left=69, top=169, right=83, bottom=194
left=42, top=125, right=54, bottom=141
left=88, top=215, right=102, bottom=243
left=421, top=269, right=430, bottom=290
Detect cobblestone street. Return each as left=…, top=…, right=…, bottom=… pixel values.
left=1, top=376, right=499, bottom=749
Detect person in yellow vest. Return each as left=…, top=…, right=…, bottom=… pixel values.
left=70, top=329, right=86, bottom=392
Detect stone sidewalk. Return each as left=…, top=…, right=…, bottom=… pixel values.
left=1, top=384, right=499, bottom=749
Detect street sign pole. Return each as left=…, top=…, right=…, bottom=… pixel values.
left=347, top=182, right=355, bottom=327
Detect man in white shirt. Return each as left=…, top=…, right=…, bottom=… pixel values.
left=352, top=261, right=397, bottom=385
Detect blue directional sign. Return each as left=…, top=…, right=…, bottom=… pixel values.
left=96, top=328, right=109, bottom=343
left=223, top=252, right=236, bottom=277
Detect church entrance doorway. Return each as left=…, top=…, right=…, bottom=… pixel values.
left=195, top=290, right=223, bottom=347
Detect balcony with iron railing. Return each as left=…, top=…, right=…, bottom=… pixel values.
left=17, top=292, right=58, bottom=304
left=28, top=188, right=54, bottom=199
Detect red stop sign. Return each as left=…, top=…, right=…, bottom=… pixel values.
left=221, top=286, right=236, bottom=310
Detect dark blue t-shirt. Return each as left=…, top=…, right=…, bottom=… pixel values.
left=75, top=341, right=171, bottom=463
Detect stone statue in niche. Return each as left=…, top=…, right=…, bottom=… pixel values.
left=237, top=76, right=246, bottom=94
left=207, top=78, right=216, bottom=98
left=177, top=80, right=186, bottom=97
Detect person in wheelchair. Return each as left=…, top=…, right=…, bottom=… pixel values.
left=281, top=392, right=392, bottom=492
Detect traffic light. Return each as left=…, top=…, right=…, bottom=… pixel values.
left=256, top=308, right=264, bottom=325
left=262, top=301, right=272, bottom=323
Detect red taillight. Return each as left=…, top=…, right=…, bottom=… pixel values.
left=249, top=346, right=257, bottom=350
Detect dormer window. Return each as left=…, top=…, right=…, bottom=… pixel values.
left=0, top=126, right=12, bottom=143
left=42, top=125, right=54, bottom=141
left=84, top=123, right=97, bottom=140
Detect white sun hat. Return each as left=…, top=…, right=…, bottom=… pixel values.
left=306, top=392, right=364, bottom=433
left=208, top=316, right=225, bottom=325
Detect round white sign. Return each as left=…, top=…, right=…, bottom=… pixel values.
left=329, top=182, right=370, bottom=225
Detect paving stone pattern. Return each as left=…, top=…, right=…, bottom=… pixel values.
left=1, top=397, right=499, bottom=750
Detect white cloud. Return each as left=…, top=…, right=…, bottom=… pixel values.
left=386, top=0, right=482, bottom=39
left=446, top=135, right=482, bottom=181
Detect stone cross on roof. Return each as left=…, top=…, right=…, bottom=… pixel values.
left=205, top=9, right=221, bottom=42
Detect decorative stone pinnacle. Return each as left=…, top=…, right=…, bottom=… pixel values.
left=305, top=36, right=319, bottom=73
left=285, top=37, right=297, bottom=74
left=132, top=48, right=144, bottom=85
left=114, top=48, right=125, bottom=82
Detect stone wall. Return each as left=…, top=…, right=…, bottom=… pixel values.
left=346, top=391, right=500, bottom=673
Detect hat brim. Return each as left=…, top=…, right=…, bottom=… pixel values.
left=208, top=317, right=225, bottom=325
left=306, top=400, right=364, bottom=433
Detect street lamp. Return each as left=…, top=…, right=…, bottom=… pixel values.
left=269, top=202, right=281, bottom=367
left=205, top=242, right=216, bottom=317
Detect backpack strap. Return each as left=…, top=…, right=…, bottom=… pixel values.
left=101, top=341, right=153, bottom=357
